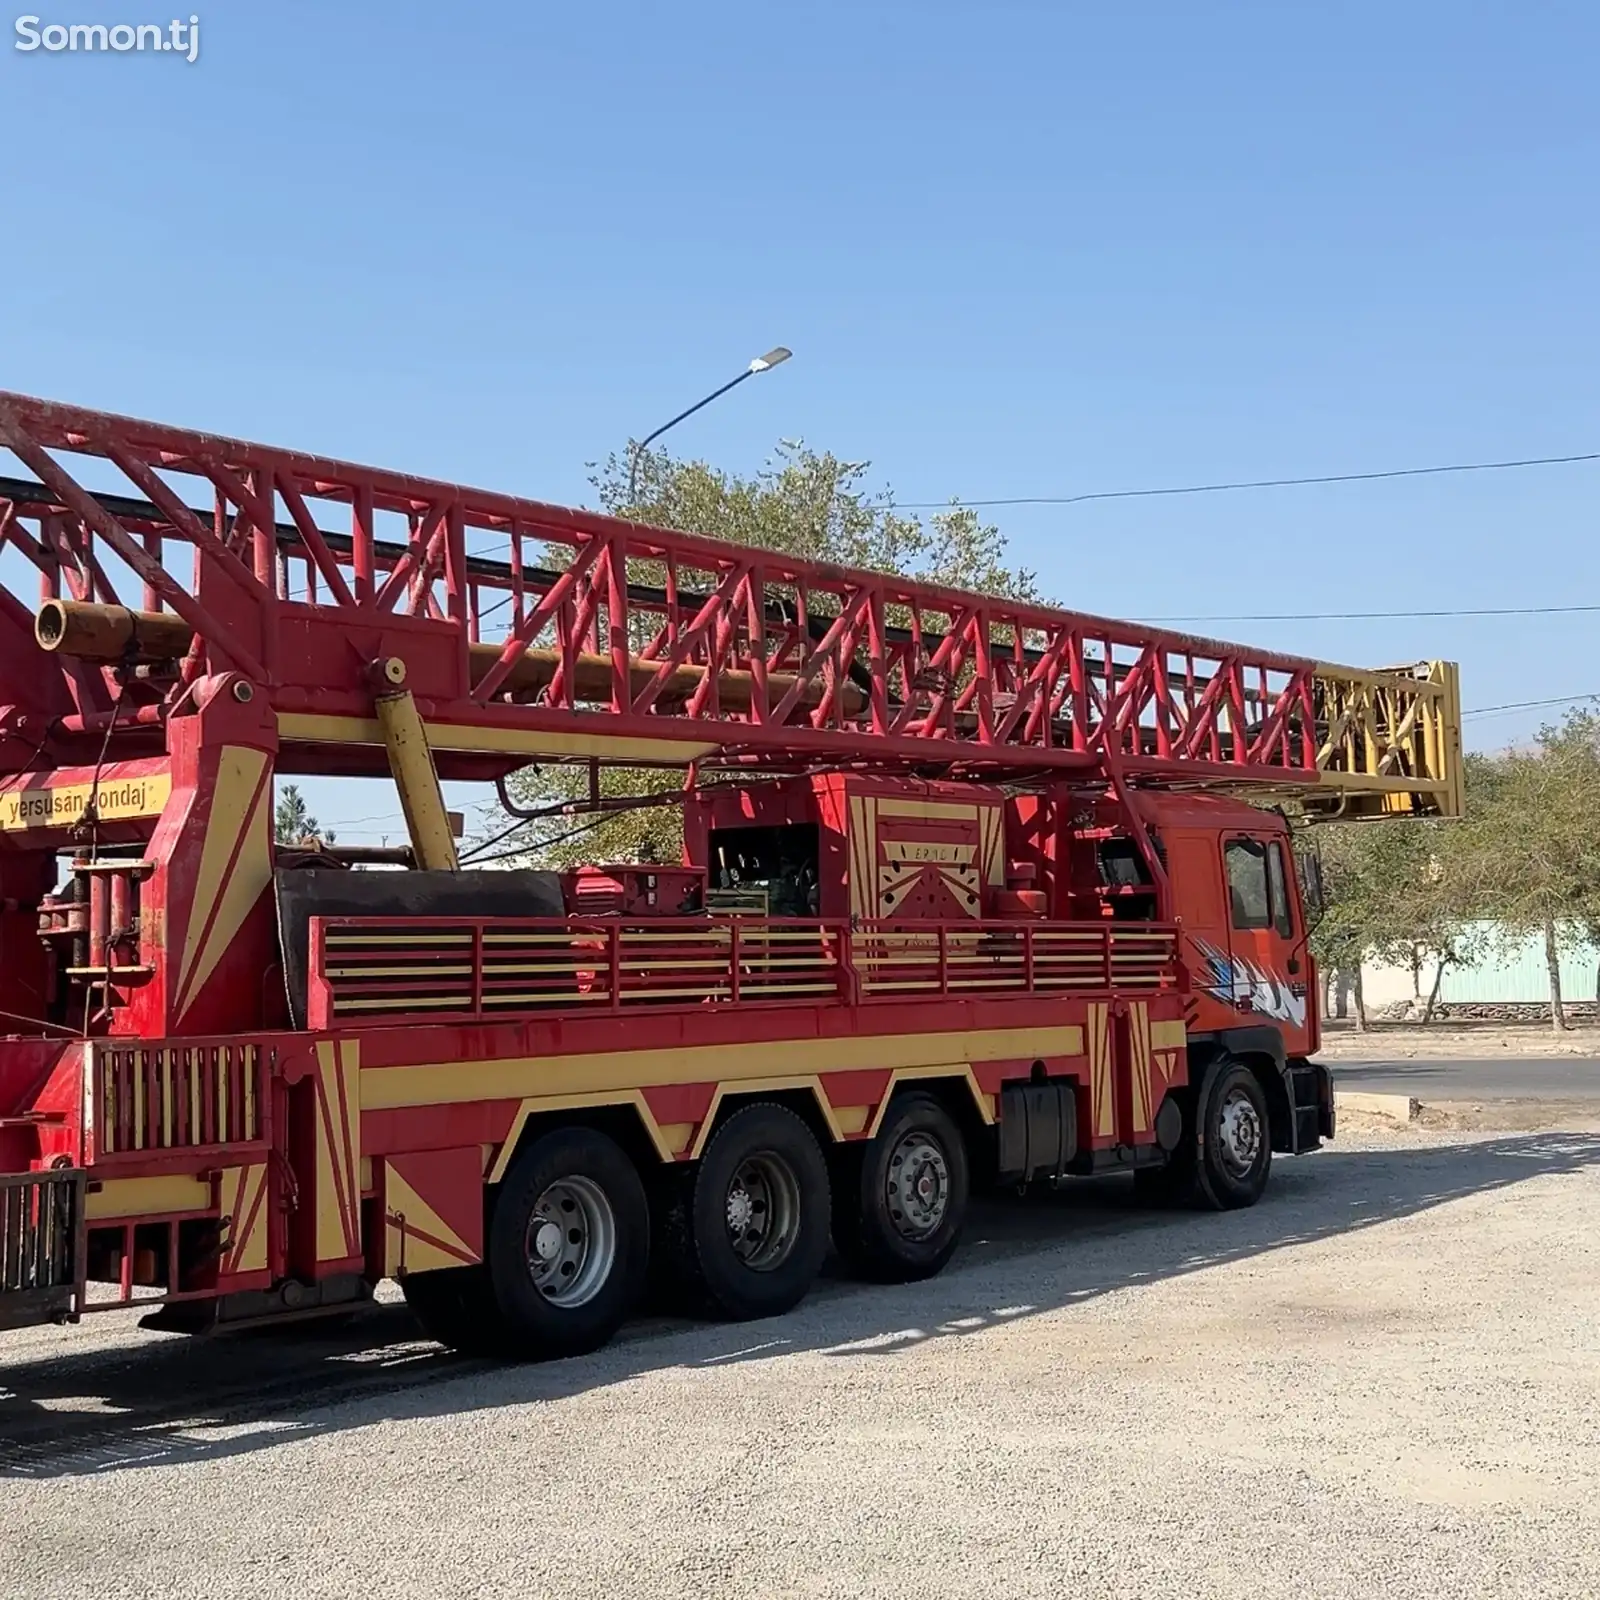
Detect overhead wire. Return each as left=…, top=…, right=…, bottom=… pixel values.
left=460, top=813, right=613, bottom=865
left=1461, top=692, right=1600, bottom=720
left=1144, top=603, right=1600, bottom=624
left=886, top=449, right=1600, bottom=510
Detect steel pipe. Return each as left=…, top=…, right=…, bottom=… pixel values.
left=35, top=598, right=864, bottom=715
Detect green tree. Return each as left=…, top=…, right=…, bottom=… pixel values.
left=1449, top=711, right=1600, bottom=1031
left=1382, top=829, right=1483, bottom=1024
left=1307, top=831, right=1378, bottom=1029
left=487, top=441, right=1038, bottom=867
left=1309, top=814, right=1480, bottom=1028
left=275, top=783, right=335, bottom=848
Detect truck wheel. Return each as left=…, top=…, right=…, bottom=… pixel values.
left=1192, top=1058, right=1272, bottom=1210
left=486, top=1126, right=650, bottom=1359
left=833, top=1092, right=969, bottom=1282
left=687, top=1103, right=830, bottom=1321
left=402, top=1265, right=513, bottom=1356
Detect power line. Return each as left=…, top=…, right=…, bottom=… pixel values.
left=1144, top=603, right=1600, bottom=624
left=471, top=585, right=1599, bottom=633
left=1462, top=692, right=1600, bottom=720
left=889, top=449, right=1600, bottom=511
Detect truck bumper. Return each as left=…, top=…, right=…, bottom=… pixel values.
left=0, top=1169, right=85, bottom=1331
left=1288, top=1060, right=1335, bottom=1151
left=1316, top=1062, right=1336, bottom=1142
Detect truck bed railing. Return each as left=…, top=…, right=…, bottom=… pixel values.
left=306, top=915, right=1182, bottom=1028
left=92, top=1039, right=270, bottom=1165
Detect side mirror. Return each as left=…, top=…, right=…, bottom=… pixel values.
left=1295, top=843, right=1326, bottom=924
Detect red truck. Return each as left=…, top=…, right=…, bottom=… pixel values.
left=0, top=391, right=1462, bottom=1358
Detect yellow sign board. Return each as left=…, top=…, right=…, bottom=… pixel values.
left=0, top=773, right=172, bottom=832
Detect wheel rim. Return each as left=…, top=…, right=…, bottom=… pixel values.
left=525, top=1175, right=617, bottom=1308
left=724, top=1151, right=802, bottom=1272
left=1215, top=1086, right=1263, bottom=1177
left=885, top=1129, right=951, bottom=1241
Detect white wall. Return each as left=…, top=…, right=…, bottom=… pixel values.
left=1336, top=922, right=1600, bottom=1008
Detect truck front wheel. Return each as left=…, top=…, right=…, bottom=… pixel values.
left=1135, top=1057, right=1272, bottom=1211
left=833, top=1092, right=969, bottom=1282
left=1197, top=1060, right=1272, bottom=1208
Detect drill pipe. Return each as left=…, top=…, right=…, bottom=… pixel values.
left=34, top=598, right=866, bottom=716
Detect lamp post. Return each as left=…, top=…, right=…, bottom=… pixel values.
left=626, top=347, right=792, bottom=506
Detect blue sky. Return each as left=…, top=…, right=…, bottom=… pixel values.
left=4, top=1, right=1596, bottom=840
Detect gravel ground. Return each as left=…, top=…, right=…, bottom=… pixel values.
left=4, top=1126, right=1599, bottom=1600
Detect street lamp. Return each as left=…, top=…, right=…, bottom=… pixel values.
left=626, top=347, right=792, bottom=505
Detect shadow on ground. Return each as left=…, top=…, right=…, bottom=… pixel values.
left=2, top=1131, right=1596, bottom=1479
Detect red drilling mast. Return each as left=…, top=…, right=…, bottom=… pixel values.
left=0, top=391, right=1459, bottom=802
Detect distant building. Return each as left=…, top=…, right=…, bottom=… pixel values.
left=1351, top=921, right=1600, bottom=1011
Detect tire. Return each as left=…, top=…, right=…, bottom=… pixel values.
left=833, top=1092, right=969, bottom=1282
left=486, top=1126, right=650, bottom=1359
left=685, top=1103, right=830, bottom=1321
left=402, top=1264, right=514, bottom=1356
left=1190, top=1057, right=1272, bottom=1210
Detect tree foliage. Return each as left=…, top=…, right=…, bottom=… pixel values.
left=274, top=783, right=335, bottom=847
left=1312, top=709, right=1600, bottom=1029
left=1446, top=712, right=1600, bottom=1028
left=1309, top=818, right=1481, bottom=1028
left=488, top=441, right=1038, bottom=868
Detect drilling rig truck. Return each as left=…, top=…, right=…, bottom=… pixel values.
left=0, top=392, right=1462, bottom=1358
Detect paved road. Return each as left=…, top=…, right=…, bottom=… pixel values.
left=1328, top=1054, right=1600, bottom=1099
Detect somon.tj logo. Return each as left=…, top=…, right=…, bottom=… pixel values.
left=14, top=14, right=200, bottom=62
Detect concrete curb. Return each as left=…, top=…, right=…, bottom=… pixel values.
left=1334, top=1090, right=1421, bottom=1123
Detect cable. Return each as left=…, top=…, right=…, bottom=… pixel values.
left=1462, top=692, right=1600, bottom=720
left=474, top=593, right=1595, bottom=637
left=1144, top=602, right=1600, bottom=624
left=461, top=814, right=613, bottom=865
left=888, top=450, right=1600, bottom=511
left=459, top=810, right=538, bottom=864
left=472, top=592, right=1598, bottom=642
left=0, top=1005, right=77, bottom=1038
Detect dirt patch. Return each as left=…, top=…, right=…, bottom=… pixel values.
left=1338, top=1098, right=1600, bottom=1135
left=1318, top=1019, right=1600, bottom=1061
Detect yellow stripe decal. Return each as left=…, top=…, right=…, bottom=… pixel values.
left=174, top=745, right=273, bottom=1020
left=362, top=1024, right=1087, bottom=1114
left=85, top=1174, right=212, bottom=1221
left=1088, top=1003, right=1115, bottom=1139
left=383, top=1161, right=478, bottom=1276
left=278, top=712, right=716, bottom=764
left=314, top=1039, right=362, bottom=1262
left=1129, top=1001, right=1151, bottom=1133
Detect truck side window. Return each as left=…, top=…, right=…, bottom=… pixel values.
left=1224, top=838, right=1271, bottom=930
left=1266, top=841, right=1295, bottom=938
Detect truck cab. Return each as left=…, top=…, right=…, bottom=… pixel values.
left=1138, top=792, right=1319, bottom=1059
